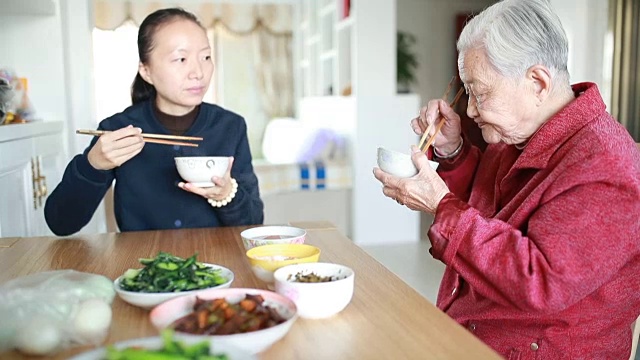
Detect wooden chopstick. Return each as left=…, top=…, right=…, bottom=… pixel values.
left=76, top=129, right=200, bottom=147
left=417, top=76, right=457, bottom=150
left=421, top=87, right=465, bottom=153
left=76, top=129, right=203, bottom=141
left=140, top=138, right=199, bottom=147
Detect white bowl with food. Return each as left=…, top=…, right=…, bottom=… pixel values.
left=377, top=147, right=438, bottom=178
left=149, top=288, right=298, bottom=355
left=114, top=252, right=234, bottom=309
left=274, top=262, right=355, bottom=319
left=240, top=225, right=306, bottom=251
left=175, top=156, right=230, bottom=187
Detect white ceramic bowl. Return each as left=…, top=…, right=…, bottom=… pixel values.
left=240, top=226, right=306, bottom=251
left=149, top=288, right=298, bottom=355
left=68, top=336, right=256, bottom=360
left=274, top=262, right=355, bottom=319
left=377, top=147, right=438, bottom=178
left=114, top=263, right=234, bottom=309
left=175, top=156, right=230, bottom=187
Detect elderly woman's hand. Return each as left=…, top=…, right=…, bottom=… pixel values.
left=178, top=157, right=236, bottom=203
left=373, top=146, right=450, bottom=214
left=411, top=99, right=463, bottom=155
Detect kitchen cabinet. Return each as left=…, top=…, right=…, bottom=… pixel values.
left=0, top=122, right=64, bottom=237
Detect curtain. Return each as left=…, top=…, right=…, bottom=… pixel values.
left=609, top=0, right=640, bottom=141
left=94, top=1, right=292, bottom=34
left=252, top=29, right=294, bottom=119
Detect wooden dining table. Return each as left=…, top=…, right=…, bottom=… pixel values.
left=0, top=221, right=502, bottom=360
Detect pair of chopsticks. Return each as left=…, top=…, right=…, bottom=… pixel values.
left=76, top=129, right=202, bottom=147
left=417, top=77, right=465, bottom=153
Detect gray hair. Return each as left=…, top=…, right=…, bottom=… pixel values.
left=457, top=0, right=570, bottom=84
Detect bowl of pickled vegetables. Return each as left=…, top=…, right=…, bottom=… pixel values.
left=273, top=262, right=354, bottom=319
left=114, top=252, right=234, bottom=309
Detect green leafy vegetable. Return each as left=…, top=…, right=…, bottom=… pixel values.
left=105, top=330, right=228, bottom=360
left=119, top=252, right=227, bottom=293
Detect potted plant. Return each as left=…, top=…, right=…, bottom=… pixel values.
left=397, top=31, right=419, bottom=94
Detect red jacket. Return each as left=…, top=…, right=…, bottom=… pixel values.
left=429, top=83, right=640, bottom=359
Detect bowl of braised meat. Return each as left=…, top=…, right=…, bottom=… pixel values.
left=149, top=288, right=298, bottom=354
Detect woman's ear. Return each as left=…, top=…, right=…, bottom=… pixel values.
left=526, top=65, right=552, bottom=105
left=138, top=62, right=153, bottom=85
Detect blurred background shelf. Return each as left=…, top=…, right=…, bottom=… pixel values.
left=2, top=0, right=56, bottom=16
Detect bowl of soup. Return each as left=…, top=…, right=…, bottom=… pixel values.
left=240, top=226, right=306, bottom=251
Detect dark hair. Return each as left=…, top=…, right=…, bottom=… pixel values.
left=131, top=8, right=203, bottom=104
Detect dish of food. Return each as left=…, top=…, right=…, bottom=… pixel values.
left=171, top=294, right=287, bottom=335
left=113, top=252, right=234, bottom=309
left=119, top=252, right=228, bottom=293
left=68, top=330, right=255, bottom=360
left=286, top=271, right=345, bottom=283
left=149, top=288, right=298, bottom=354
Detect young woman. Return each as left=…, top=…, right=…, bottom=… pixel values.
left=45, top=8, right=264, bottom=236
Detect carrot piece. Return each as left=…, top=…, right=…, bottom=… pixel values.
left=239, top=299, right=257, bottom=312
left=224, top=306, right=237, bottom=320
left=197, top=310, right=208, bottom=329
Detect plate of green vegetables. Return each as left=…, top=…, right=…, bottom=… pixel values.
left=114, top=252, right=234, bottom=309
left=69, top=330, right=256, bottom=360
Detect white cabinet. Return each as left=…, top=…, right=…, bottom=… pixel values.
left=0, top=122, right=64, bottom=237
left=296, top=0, right=353, bottom=98
left=294, top=0, right=423, bottom=245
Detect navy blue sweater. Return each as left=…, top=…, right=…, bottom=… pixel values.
left=45, top=100, right=264, bottom=236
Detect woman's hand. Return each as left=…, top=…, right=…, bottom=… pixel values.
left=87, top=125, right=145, bottom=170
left=411, top=99, right=463, bottom=155
left=373, top=146, right=450, bottom=214
left=178, top=157, right=235, bottom=202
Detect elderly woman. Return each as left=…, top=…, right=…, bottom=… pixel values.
left=374, top=0, right=640, bottom=358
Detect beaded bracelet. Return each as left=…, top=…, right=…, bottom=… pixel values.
left=207, top=178, right=238, bottom=208
left=433, top=138, right=464, bottom=159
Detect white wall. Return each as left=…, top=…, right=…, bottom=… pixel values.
left=397, top=0, right=496, bottom=239
left=349, top=0, right=425, bottom=245
left=398, top=0, right=610, bottom=104
left=60, top=0, right=98, bottom=156
left=550, top=0, right=610, bottom=108
left=397, top=0, right=496, bottom=105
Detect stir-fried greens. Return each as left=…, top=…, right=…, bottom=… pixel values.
left=119, top=252, right=228, bottom=293
left=105, top=330, right=228, bottom=360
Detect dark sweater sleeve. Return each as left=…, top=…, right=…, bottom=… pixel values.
left=215, top=117, right=264, bottom=226
left=44, top=135, right=115, bottom=236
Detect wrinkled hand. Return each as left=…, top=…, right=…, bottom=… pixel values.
left=179, top=157, right=235, bottom=201
left=87, top=125, right=145, bottom=170
left=411, top=99, right=463, bottom=155
left=373, top=146, right=450, bottom=214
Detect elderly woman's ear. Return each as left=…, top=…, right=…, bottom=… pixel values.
left=526, top=64, right=553, bottom=105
